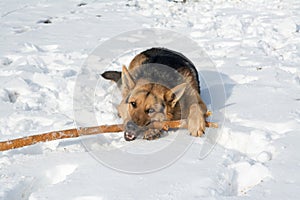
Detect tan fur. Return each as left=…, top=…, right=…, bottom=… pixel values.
left=128, top=53, right=148, bottom=70
left=104, top=48, right=208, bottom=140
left=118, top=81, right=184, bottom=127
left=118, top=65, right=207, bottom=139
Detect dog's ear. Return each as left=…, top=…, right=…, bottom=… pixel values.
left=122, top=65, right=135, bottom=92
left=165, top=83, right=187, bottom=108
left=101, top=71, right=121, bottom=83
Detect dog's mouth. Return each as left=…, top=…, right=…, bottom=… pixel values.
left=124, top=121, right=149, bottom=141
left=124, top=131, right=137, bottom=141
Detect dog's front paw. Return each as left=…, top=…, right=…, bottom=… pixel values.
left=188, top=104, right=206, bottom=137
left=143, top=129, right=162, bottom=140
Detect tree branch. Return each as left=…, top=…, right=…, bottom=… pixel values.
left=0, top=119, right=218, bottom=151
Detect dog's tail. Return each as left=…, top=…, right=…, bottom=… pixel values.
left=101, top=71, right=121, bottom=83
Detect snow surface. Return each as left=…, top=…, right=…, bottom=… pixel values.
left=1, top=0, right=300, bottom=199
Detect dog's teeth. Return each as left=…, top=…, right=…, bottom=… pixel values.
left=125, top=132, right=136, bottom=141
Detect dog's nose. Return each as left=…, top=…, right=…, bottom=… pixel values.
left=126, top=121, right=138, bottom=131
left=124, top=121, right=138, bottom=141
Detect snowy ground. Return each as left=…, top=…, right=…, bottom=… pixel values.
left=1, top=0, right=300, bottom=199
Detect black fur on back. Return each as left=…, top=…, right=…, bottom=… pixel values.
left=101, top=48, right=201, bottom=93
left=140, top=48, right=200, bottom=93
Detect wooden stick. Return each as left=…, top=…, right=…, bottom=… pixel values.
left=0, top=120, right=218, bottom=152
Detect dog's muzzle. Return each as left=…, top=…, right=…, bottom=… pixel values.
left=124, top=121, right=143, bottom=141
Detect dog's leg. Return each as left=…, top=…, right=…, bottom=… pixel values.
left=188, top=103, right=206, bottom=137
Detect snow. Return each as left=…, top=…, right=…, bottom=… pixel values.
left=0, top=0, right=300, bottom=199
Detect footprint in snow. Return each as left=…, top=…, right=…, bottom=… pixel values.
left=1, top=57, right=13, bottom=66
left=3, top=164, right=77, bottom=200
left=37, top=19, right=52, bottom=24
left=0, top=89, right=19, bottom=103
left=77, top=2, right=87, bottom=7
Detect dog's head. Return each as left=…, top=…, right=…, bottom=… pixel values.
left=118, top=66, right=186, bottom=141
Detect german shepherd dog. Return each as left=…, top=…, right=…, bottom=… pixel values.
left=102, top=48, right=207, bottom=141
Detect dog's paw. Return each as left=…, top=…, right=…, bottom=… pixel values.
left=188, top=104, right=206, bottom=137
left=143, top=129, right=162, bottom=140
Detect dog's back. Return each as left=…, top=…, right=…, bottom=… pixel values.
left=104, top=47, right=201, bottom=94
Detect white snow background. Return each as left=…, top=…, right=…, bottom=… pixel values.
left=0, top=0, right=300, bottom=199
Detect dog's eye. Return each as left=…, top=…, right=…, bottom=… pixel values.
left=146, top=108, right=155, bottom=114
left=130, top=102, right=137, bottom=108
